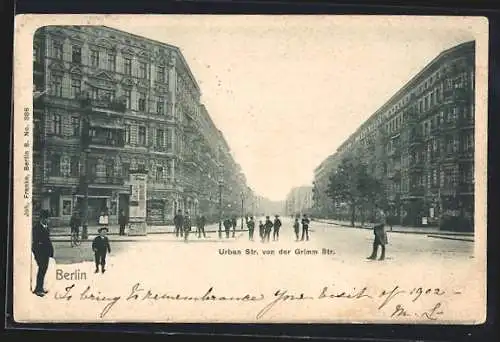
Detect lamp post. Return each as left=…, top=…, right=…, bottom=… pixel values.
left=240, top=191, right=244, bottom=230
left=218, top=177, right=223, bottom=239
left=79, top=94, right=91, bottom=241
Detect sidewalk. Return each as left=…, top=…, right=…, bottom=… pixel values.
left=50, top=223, right=250, bottom=242
left=316, top=219, right=474, bottom=236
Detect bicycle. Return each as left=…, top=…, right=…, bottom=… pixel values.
left=70, top=229, right=81, bottom=247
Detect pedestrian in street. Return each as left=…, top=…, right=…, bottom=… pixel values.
left=118, top=209, right=128, bottom=236
left=247, top=216, right=255, bottom=241
left=92, top=227, right=111, bottom=274
left=293, top=218, right=300, bottom=241
left=264, top=216, right=273, bottom=243
left=197, top=215, right=207, bottom=238
left=32, top=209, right=54, bottom=297
left=224, top=218, right=232, bottom=238
left=231, top=216, right=237, bottom=237
left=366, top=209, right=388, bottom=261
left=301, top=214, right=310, bottom=241
left=273, top=215, right=282, bottom=241
left=183, top=211, right=192, bottom=242
left=174, top=209, right=184, bottom=238
left=70, top=210, right=81, bottom=239
left=258, top=220, right=265, bottom=241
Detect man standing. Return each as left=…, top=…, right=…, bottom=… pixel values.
left=183, top=211, right=192, bottom=242
left=32, top=210, right=54, bottom=297
left=264, top=216, right=273, bottom=243
left=223, top=217, right=232, bottom=239
left=273, top=215, right=282, bottom=241
left=301, top=214, right=310, bottom=241
left=293, top=218, right=300, bottom=241
left=231, top=216, right=237, bottom=237
left=197, top=214, right=207, bottom=238
left=366, top=209, right=388, bottom=261
left=247, top=216, right=255, bottom=241
left=118, top=209, right=128, bottom=236
left=174, top=209, right=184, bottom=238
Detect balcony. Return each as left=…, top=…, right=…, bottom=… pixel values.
left=183, top=152, right=200, bottom=167
left=458, top=150, right=474, bottom=161
left=441, top=121, right=458, bottom=132
left=183, top=121, right=197, bottom=134
left=409, top=134, right=423, bottom=147
left=440, top=186, right=458, bottom=197
left=87, top=136, right=125, bottom=149
left=79, top=95, right=127, bottom=114
left=409, top=186, right=425, bottom=197
left=85, top=175, right=125, bottom=186
left=409, top=161, right=424, bottom=173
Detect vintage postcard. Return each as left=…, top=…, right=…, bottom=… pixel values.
left=12, top=15, right=488, bottom=323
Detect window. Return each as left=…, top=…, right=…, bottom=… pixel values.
left=157, top=66, right=165, bottom=82
left=72, top=45, right=82, bottom=64
left=124, top=89, right=132, bottom=109
left=105, top=160, right=114, bottom=177
left=156, top=96, right=164, bottom=114
left=49, top=153, right=61, bottom=176
left=71, top=79, right=81, bottom=98
left=124, top=57, right=132, bottom=75
left=62, top=200, right=72, bottom=216
left=90, top=49, right=99, bottom=68
left=52, top=114, right=62, bottom=135
left=52, top=40, right=63, bottom=59
left=138, top=126, right=146, bottom=145
left=125, top=124, right=131, bottom=143
left=156, top=166, right=163, bottom=181
left=138, top=92, right=147, bottom=111
left=122, top=163, right=130, bottom=178
left=51, top=74, right=62, bottom=97
left=139, top=61, right=148, bottom=79
left=107, top=52, right=116, bottom=71
left=33, top=44, right=41, bottom=63
left=49, top=194, right=59, bottom=217
left=166, top=129, right=173, bottom=150
left=70, top=156, right=80, bottom=177
left=71, top=117, right=80, bottom=136
left=156, top=129, right=164, bottom=147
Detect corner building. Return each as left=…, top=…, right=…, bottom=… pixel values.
left=313, top=41, right=475, bottom=228
left=32, top=26, right=250, bottom=226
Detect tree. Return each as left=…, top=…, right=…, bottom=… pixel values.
left=326, top=155, right=387, bottom=227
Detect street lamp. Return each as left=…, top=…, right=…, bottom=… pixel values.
left=240, top=191, right=244, bottom=230
left=218, top=176, right=223, bottom=239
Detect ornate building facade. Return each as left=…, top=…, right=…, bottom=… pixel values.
left=32, top=25, right=252, bottom=226
left=312, top=41, right=475, bottom=228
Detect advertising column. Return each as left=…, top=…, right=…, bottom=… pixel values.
left=128, top=171, right=148, bottom=236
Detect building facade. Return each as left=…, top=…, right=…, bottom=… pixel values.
left=32, top=25, right=252, bottom=226
left=285, top=186, right=313, bottom=217
left=312, top=153, right=342, bottom=218
left=312, top=41, right=475, bottom=228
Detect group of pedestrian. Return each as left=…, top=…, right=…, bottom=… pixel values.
left=173, top=209, right=207, bottom=241
left=222, top=216, right=238, bottom=238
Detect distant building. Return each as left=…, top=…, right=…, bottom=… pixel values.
left=312, top=153, right=342, bottom=218
left=285, top=186, right=313, bottom=217
left=313, top=41, right=475, bottom=228
left=32, top=25, right=252, bottom=226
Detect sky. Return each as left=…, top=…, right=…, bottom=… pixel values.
left=109, top=16, right=481, bottom=201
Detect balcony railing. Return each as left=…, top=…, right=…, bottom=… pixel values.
left=441, top=120, right=458, bottom=132
left=409, top=186, right=425, bottom=197
left=85, top=175, right=125, bottom=185
left=79, top=95, right=127, bottom=113
left=87, top=136, right=125, bottom=148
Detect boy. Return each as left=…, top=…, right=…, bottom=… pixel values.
left=92, top=227, right=111, bottom=273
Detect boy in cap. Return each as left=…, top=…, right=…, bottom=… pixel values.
left=273, top=215, right=282, bottom=241
left=92, top=227, right=111, bottom=273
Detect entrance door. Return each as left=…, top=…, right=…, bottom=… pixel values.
left=119, top=194, right=129, bottom=218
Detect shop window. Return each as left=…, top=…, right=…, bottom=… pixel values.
left=62, top=200, right=72, bottom=216
left=49, top=194, right=59, bottom=217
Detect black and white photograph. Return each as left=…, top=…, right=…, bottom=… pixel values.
left=13, top=15, right=487, bottom=323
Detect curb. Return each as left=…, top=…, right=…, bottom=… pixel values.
left=427, top=234, right=474, bottom=242
left=51, top=229, right=250, bottom=238
left=318, top=220, right=473, bottom=237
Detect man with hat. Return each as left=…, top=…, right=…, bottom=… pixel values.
left=32, top=209, right=54, bottom=297
left=273, top=215, right=282, bottom=241
left=264, top=216, right=273, bottom=243
left=366, top=208, right=388, bottom=261
left=92, top=226, right=111, bottom=273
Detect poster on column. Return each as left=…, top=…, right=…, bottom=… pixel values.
left=11, top=14, right=488, bottom=330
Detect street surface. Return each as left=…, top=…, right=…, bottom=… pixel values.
left=20, top=218, right=483, bottom=324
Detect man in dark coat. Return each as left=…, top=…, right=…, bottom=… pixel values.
left=223, top=218, right=232, bottom=238
left=258, top=220, right=265, bottom=242
left=301, top=214, right=310, bottom=241
left=70, top=210, right=81, bottom=238
left=183, top=211, right=192, bottom=242
left=92, top=227, right=111, bottom=273
left=173, top=209, right=184, bottom=238
left=367, top=209, right=388, bottom=261
left=273, top=215, right=282, bottom=241
left=293, top=218, right=300, bottom=241
left=196, top=215, right=207, bottom=238
left=118, top=209, right=128, bottom=236
left=231, top=216, right=237, bottom=237
left=32, top=209, right=54, bottom=296
left=264, top=216, right=273, bottom=243
left=247, top=216, right=255, bottom=241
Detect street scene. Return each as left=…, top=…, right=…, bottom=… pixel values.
left=21, top=16, right=486, bottom=323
